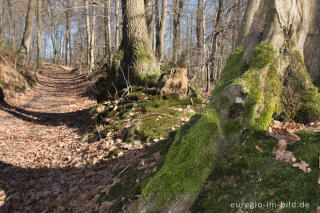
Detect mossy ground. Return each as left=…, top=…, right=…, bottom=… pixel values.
left=191, top=130, right=320, bottom=213
left=89, top=87, right=203, bottom=144
left=139, top=42, right=320, bottom=211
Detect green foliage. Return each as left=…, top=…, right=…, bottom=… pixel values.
left=142, top=110, right=222, bottom=210
left=192, top=131, right=320, bottom=213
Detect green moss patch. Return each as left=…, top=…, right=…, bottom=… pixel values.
left=192, top=130, right=320, bottom=213
left=142, top=111, right=222, bottom=210
left=281, top=50, right=320, bottom=123
left=89, top=88, right=203, bottom=143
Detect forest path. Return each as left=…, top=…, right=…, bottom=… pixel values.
left=0, top=64, right=137, bottom=212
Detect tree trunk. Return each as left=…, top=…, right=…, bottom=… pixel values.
left=155, top=0, right=167, bottom=61
left=19, top=0, right=37, bottom=61
left=90, top=4, right=96, bottom=71
left=210, top=0, right=223, bottom=84
left=36, top=0, right=42, bottom=66
left=173, top=0, right=183, bottom=64
left=115, top=0, right=120, bottom=49
left=134, top=0, right=320, bottom=212
left=85, top=0, right=92, bottom=69
left=172, top=0, right=183, bottom=64
left=144, top=0, right=154, bottom=47
left=65, top=0, right=72, bottom=65
left=7, top=0, right=15, bottom=49
left=104, top=0, right=111, bottom=63
left=118, top=0, right=159, bottom=86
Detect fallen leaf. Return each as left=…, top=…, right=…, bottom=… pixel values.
left=255, top=146, right=263, bottom=153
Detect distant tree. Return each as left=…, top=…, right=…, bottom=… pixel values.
left=155, top=0, right=168, bottom=61
left=19, top=0, right=37, bottom=61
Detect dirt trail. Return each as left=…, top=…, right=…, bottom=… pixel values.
left=0, top=64, right=139, bottom=212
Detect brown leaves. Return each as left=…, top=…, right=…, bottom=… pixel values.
left=272, top=140, right=296, bottom=163
left=269, top=120, right=316, bottom=173
left=293, top=160, right=312, bottom=173
left=269, top=120, right=301, bottom=144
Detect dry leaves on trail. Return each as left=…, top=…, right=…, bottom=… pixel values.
left=0, top=65, right=150, bottom=212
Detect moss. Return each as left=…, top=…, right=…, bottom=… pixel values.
left=192, top=130, right=320, bottom=212
left=224, top=120, right=243, bottom=141
left=137, top=46, right=152, bottom=64
left=281, top=50, right=320, bottom=123
left=142, top=111, right=222, bottom=209
left=232, top=43, right=279, bottom=131
left=134, top=116, right=178, bottom=140
left=138, top=72, right=161, bottom=87
left=210, top=46, right=247, bottom=97
left=140, top=42, right=281, bottom=211
left=249, top=41, right=276, bottom=69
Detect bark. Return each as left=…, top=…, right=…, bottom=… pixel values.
left=65, top=0, right=72, bottom=65
left=36, top=0, right=42, bottom=65
left=196, top=0, right=204, bottom=49
left=118, top=0, right=159, bottom=86
left=7, top=0, right=15, bottom=49
left=90, top=4, right=96, bottom=70
left=19, top=0, right=37, bottom=61
left=115, top=0, right=120, bottom=48
left=144, top=0, right=154, bottom=46
left=238, top=0, right=320, bottom=79
left=85, top=0, right=95, bottom=71
left=210, top=0, right=223, bottom=83
left=172, top=0, right=184, bottom=64
left=104, top=0, right=111, bottom=63
left=155, top=0, right=168, bottom=61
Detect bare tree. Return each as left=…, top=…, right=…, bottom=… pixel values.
left=172, top=0, right=184, bottom=64
left=19, top=0, right=37, bottom=61
left=104, top=0, right=111, bottom=63
left=155, top=0, right=168, bottom=61
left=36, top=0, right=42, bottom=65
left=7, top=0, right=15, bottom=49
left=115, top=0, right=121, bottom=49
left=144, top=0, right=154, bottom=47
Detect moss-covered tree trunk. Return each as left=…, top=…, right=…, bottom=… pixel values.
left=132, top=0, right=320, bottom=212
left=118, top=0, right=159, bottom=87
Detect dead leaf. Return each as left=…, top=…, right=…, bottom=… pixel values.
left=293, top=160, right=311, bottom=173
left=255, top=146, right=263, bottom=153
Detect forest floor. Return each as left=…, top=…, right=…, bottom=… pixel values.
left=0, top=64, right=147, bottom=212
